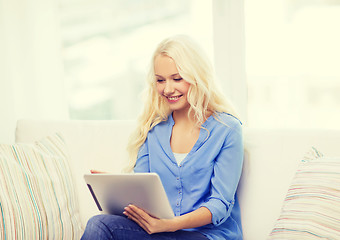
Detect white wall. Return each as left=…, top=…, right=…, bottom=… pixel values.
left=0, top=0, right=69, bottom=143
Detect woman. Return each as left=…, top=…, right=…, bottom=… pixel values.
left=81, top=35, right=244, bottom=240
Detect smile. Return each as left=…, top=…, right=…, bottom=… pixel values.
left=166, top=95, right=182, bottom=102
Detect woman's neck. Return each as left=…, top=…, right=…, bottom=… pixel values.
left=172, top=108, right=212, bottom=127
left=172, top=108, right=194, bottom=126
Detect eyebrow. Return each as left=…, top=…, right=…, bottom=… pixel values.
left=155, top=73, right=180, bottom=78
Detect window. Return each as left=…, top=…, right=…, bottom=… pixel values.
left=60, top=0, right=339, bottom=128
left=60, top=0, right=213, bottom=120
left=245, top=0, right=340, bottom=129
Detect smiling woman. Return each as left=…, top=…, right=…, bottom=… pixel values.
left=155, top=55, right=191, bottom=112
left=81, top=35, right=244, bottom=240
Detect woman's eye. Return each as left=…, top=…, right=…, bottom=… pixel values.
left=174, top=78, right=182, bottom=81
left=157, top=79, right=165, bottom=82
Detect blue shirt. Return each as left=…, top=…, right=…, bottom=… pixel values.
left=134, top=112, right=244, bottom=240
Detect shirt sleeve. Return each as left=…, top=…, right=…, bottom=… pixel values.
left=201, top=123, right=244, bottom=226
left=133, top=137, right=150, bottom=173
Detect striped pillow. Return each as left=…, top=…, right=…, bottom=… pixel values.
left=0, top=133, right=83, bottom=239
left=269, top=148, right=340, bottom=239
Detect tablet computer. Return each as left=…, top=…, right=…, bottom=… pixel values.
left=84, top=173, right=175, bottom=219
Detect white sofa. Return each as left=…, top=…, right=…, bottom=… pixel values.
left=15, top=119, right=340, bottom=239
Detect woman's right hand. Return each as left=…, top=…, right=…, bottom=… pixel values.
left=90, top=170, right=107, bottom=174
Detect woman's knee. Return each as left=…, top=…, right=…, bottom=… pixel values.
left=86, top=214, right=120, bottom=228
left=82, top=215, right=116, bottom=240
left=86, top=214, right=133, bottom=231
left=84, top=215, right=106, bottom=231
left=82, top=214, right=145, bottom=240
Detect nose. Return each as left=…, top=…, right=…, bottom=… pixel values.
left=164, top=80, right=175, bottom=95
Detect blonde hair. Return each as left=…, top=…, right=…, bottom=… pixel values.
left=124, top=35, right=238, bottom=172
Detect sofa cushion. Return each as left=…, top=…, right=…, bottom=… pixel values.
left=15, top=119, right=137, bottom=226
left=268, top=148, right=340, bottom=239
left=0, top=133, right=83, bottom=239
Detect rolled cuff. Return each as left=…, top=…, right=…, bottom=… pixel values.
left=201, top=198, right=235, bottom=226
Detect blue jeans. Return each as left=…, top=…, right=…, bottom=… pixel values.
left=81, top=214, right=208, bottom=240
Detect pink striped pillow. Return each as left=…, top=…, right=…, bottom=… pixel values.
left=269, top=148, right=340, bottom=239
left=0, top=133, right=83, bottom=239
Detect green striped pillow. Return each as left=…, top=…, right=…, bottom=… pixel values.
left=0, top=133, right=83, bottom=239
left=269, top=149, right=340, bottom=239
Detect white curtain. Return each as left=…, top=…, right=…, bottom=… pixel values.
left=0, top=0, right=68, bottom=143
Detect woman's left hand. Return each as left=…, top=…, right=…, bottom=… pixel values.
left=123, top=204, right=176, bottom=234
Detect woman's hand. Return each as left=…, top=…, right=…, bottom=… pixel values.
left=90, top=170, right=107, bottom=174
left=123, top=204, right=177, bottom=234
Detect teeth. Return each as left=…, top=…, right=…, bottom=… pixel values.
left=168, top=96, right=180, bottom=100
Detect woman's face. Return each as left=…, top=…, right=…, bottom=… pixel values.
left=154, top=55, right=191, bottom=113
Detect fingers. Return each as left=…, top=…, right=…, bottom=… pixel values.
left=127, top=205, right=149, bottom=220
left=124, top=205, right=148, bottom=224
left=125, top=211, right=151, bottom=234
left=123, top=205, right=152, bottom=233
left=90, top=170, right=106, bottom=174
left=123, top=205, right=171, bottom=234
